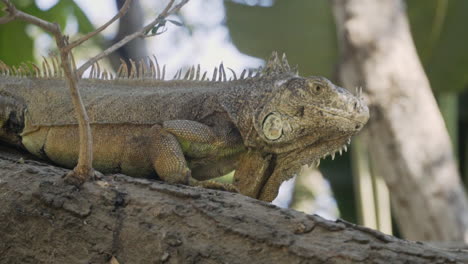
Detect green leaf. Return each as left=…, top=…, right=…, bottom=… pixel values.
left=0, top=0, right=95, bottom=66
left=41, top=0, right=94, bottom=34
left=0, top=20, right=34, bottom=65
left=0, top=0, right=37, bottom=65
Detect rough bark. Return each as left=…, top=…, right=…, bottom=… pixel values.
left=0, top=147, right=467, bottom=264
left=332, top=0, right=468, bottom=242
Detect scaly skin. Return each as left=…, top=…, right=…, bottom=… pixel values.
left=0, top=53, right=369, bottom=201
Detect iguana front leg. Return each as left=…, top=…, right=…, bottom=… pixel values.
left=148, top=120, right=240, bottom=191
left=233, top=150, right=273, bottom=198
left=234, top=151, right=300, bottom=202
left=257, top=163, right=300, bottom=202
left=149, top=124, right=191, bottom=184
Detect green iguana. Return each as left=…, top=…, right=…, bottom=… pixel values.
left=0, top=53, right=369, bottom=202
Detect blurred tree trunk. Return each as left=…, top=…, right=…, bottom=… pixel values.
left=351, top=135, right=392, bottom=235
left=108, top=0, right=148, bottom=70
left=332, top=0, right=468, bottom=242
left=291, top=167, right=340, bottom=220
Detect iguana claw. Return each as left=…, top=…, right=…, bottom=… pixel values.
left=190, top=179, right=240, bottom=193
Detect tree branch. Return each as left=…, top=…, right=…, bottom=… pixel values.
left=0, top=148, right=467, bottom=263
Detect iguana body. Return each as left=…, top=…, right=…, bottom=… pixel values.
left=0, top=53, right=369, bottom=201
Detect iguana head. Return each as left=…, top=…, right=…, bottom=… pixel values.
left=227, top=53, right=369, bottom=163
left=251, top=75, right=369, bottom=160
left=249, top=72, right=369, bottom=201
left=225, top=59, right=369, bottom=201
left=221, top=52, right=369, bottom=200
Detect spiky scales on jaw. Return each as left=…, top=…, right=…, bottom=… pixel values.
left=0, top=52, right=369, bottom=202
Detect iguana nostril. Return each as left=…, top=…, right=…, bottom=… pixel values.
left=355, top=103, right=370, bottom=124
left=355, top=124, right=361, bottom=130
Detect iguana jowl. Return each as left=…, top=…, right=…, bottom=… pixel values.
left=0, top=53, right=369, bottom=202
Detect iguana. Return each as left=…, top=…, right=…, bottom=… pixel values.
left=0, top=53, right=369, bottom=202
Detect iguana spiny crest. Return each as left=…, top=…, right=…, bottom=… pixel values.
left=0, top=51, right=295, bottom=81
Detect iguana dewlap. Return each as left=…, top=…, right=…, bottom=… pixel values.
left=0, top=53, right=369, bottom=201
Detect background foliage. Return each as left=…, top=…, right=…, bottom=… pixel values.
left=0, top=0, right=93, bottom=65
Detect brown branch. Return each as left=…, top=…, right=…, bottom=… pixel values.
left=1, top=151, right=467, bottom=263
left=76, top=0, right=189, bottom=77
left=56, top=42, right=94, bottom=183
left=64, top=0, right=133, bottom=52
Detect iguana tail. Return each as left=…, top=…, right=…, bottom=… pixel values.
left=0, top=95, right=25, bottom=147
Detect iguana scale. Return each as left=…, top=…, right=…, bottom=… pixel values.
left=0, top=53, right=369, bottom=202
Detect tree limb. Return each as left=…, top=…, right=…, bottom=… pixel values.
left=0, top=147, right=467, bottom=263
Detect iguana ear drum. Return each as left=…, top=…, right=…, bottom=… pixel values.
left=262, top=112, right=283, bottom=140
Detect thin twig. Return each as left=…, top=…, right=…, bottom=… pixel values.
left=64, top=0, right=132, bottom=52
left=76, top=0, right=189, bottom=77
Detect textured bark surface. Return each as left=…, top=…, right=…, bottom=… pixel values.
left=0, top=147, right=467, bottom=264
left=332, top=0, right=468, bottom=242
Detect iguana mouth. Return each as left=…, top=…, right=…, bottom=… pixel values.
left=266, top=132, right=351, bottom=172
left=311, top=135, right=352, bottom=166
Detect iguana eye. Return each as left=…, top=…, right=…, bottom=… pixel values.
left=262, top=112, right=283, bottom=140
left=314, top=84, right=322, bottom=92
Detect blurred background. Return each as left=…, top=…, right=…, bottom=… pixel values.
left=1, top=0, right=467, bottom=242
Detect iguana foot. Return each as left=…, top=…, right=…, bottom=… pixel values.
left=190, top=179, right=239, bottom=193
